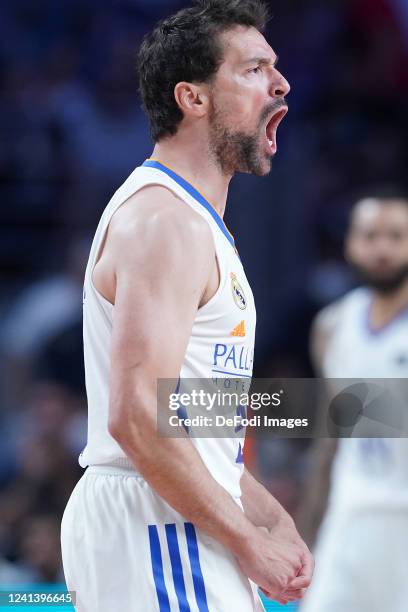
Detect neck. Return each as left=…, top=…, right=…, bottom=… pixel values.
left=370, top=281, right=408, bottom=328
left=150, top=131, right=232, bottom=219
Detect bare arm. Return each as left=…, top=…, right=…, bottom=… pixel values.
left=107, top=187, right=255, bottom=554
left=296, top=438, right=338, bottom=548
left=296, top=303, right=342, bottom=548
left=241, top=467, right=294, bottom=529
left=309, top=303, right=342, bottom=378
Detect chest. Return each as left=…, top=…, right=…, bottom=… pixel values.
left=325, top=319, right=408, bottom=378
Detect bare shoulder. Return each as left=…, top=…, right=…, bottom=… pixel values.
left=312, top=297, right=346, bottom=336
left=109, top=184, right=214, bottom=260
left=310, top=296, right=347, bottom=373
left=93, top=185, right=216, bottom=305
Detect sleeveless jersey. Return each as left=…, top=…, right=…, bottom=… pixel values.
left=78, top=159, right=257, bottom=499
left=323, top=287, right=408, bottom=513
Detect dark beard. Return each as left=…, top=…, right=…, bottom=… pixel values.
left=208, top=100, right=284, bottom=176
left=351, top=263, right=408, bottom=295
left=209, top=123, right=268, bottom=176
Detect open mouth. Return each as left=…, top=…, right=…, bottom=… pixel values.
left=265, top=107, right=288, bottom=154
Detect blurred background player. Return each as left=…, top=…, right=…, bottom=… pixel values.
left=299, top=195, right=408, bottom=612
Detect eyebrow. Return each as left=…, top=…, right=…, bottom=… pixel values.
left=243, top=55, right=279, bottom=67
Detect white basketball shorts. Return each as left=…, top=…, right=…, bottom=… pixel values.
left=61, top=465, right=265, bottom=612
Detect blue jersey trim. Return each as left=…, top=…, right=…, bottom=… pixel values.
left=184, top=523, right=210, bottom=612
left=142, top=159, right=235, bottom=250
left=364, top=294, right=408, bottom=336
left=165, top=524, right=191, bottom=612
left=148, top=525, right=171, bottom=611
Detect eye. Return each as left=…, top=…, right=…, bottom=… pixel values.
left=248, top=66, right=261, bottom=74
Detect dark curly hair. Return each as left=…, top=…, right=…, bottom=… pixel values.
left=137, top=0, right=270, bottom=142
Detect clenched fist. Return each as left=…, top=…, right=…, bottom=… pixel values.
left=236, top=519, right=314, bottom=605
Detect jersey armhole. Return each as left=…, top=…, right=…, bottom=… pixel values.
left=197, top=233, right=228, bottom=313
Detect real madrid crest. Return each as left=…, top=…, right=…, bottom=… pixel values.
left=231, top=272, right=247, bottom=310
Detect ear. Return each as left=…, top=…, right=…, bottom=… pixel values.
left=174, top=82, right=210, bottom=119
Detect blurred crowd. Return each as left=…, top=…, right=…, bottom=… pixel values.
left=0, top=0, right=407, bottom=584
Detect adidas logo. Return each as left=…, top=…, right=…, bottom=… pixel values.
left=231, top=320, right=246, bottom=337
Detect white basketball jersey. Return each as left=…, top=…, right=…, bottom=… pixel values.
left=323, top=287, right=408, bottom=512
left=79, top=159, right=257, bottom=499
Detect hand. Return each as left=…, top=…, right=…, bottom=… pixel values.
left=260, top=519, right=314, bottom=605
left=235, top=523, right=309, bottom=602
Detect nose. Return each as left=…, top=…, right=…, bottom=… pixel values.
left=375, top=236, right=397, bottom=257
left=271, top=68, right=291, bottom=98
